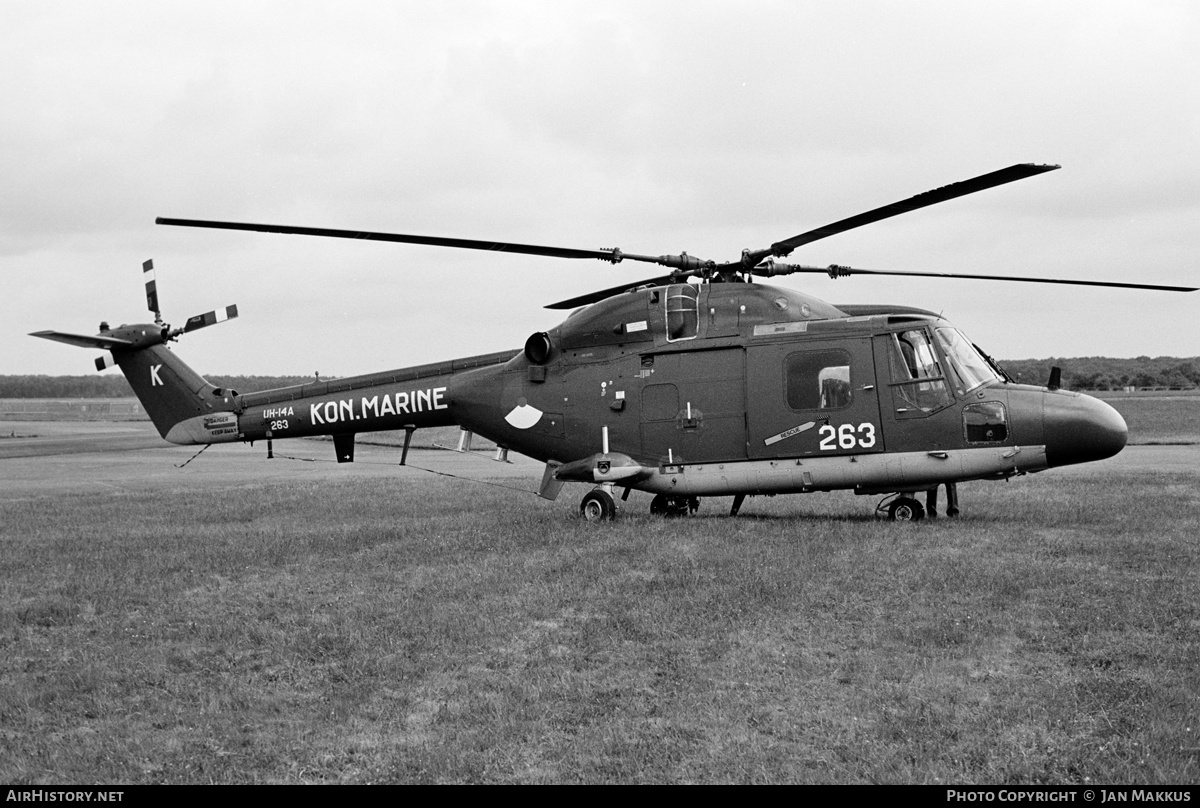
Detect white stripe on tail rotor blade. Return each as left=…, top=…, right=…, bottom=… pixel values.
left=143, top=259, right=159, bottom=315
left=183, top=304, right=239, bottom=332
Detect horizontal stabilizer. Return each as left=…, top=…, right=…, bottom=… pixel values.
left=29, top=330, right=134, bottom=350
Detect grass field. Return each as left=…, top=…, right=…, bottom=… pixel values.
left=1094, top=394, right=1200, bottom=445
left=1, top=414, right=1199, bottom=783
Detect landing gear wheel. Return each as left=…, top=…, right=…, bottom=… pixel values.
left=580, top=489, right=617, bottom=521
left=650, top=494, right=698, bottom=517
left=888, top=497, right=925, bottom=522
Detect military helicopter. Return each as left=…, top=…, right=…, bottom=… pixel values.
left=32, top=164, right=1196, bottom=521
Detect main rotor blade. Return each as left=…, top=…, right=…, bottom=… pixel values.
left=746, top=163, right=1060, bottom=265
left=756, top=262, right=1198, bottom=292
left=155, top=218, right=721, bottom=274
left=545, top=273, right=683, bottom=309
left=156, top=217, right=623, bottom=262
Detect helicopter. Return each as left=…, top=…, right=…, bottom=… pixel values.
left=32, top=163, right=1197, bottom=521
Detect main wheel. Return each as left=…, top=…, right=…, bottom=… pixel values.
left=580, top=489, right=617, bottom=521
left=888, top=497, right=925, bottom=522
left=650, top=494, right=694, bottom=517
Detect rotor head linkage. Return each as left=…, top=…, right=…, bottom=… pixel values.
left=752, top=260, right=852, bottom=279
left=599, top=248, right=716, bottom=272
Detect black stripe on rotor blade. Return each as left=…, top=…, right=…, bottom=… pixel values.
left=760, top=163, right=1060, bottom=260
left=156, top=217, right=619, bottom=262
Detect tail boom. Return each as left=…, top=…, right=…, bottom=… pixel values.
left=232, top=350, right=518, bottom=444
left=33, top=317, right=519, bottom=451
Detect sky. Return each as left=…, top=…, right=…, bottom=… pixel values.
left=4, top=0, right=1199, bottom=378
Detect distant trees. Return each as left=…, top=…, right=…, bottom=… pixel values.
left=0, top=374, right=321, bottom=398
left=0, top=375, right=133, bottom=398
left=3, top=357, right=1197, bottom=398
left=999, top=357, right=1200, bottom=390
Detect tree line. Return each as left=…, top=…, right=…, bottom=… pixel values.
left=0, top=374, right=321, bottom=398
left=998, top=357, right=1200, bottom=390
left=4, top=356, right=1198, bottom=398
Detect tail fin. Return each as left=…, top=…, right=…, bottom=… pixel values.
left=33, top=324, right=239, bottom=445
left=113, top=341, right=239, bottom=444
left=31, top=258, right=242, bottom=444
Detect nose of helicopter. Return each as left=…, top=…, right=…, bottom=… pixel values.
left=1043, top=392, right=1128, bottom=468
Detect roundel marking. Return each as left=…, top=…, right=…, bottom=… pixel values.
left=505, top=403, right=544, bottom=430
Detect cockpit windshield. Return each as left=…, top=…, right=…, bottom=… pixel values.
left=935, top=327, right=1001, bottom=395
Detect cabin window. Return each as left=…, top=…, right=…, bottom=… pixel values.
left=887, top=329, right=953, bottom=417
left=665, top=284, right=699, bottom=342
left=964, top=401, right=1008, bottom=443
left=786, top=350, right=852, bottom=411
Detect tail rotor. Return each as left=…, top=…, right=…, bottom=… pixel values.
left=32, top=259, right=243, bottom=443
left=32, top=258, right=239, bottom=371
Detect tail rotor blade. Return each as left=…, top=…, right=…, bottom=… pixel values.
left=182, top=304, right=239, bottom=333
left=143, top=259, right=161, bottom=321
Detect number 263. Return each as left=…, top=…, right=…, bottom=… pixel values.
left=818, top=423, right=876, bottom=450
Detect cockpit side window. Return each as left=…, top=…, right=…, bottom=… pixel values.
left=665, top=284, right=699, bottom=342
left=786, top=349, right=852, bottom=411
left=887, top=329, right=953, bottom=418
left=964, top=401, right=1008, bottom=443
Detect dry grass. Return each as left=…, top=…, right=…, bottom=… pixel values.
left=2, top=453, right=1198, bottom=783
left=1098, top=395, right=1200, bottom=445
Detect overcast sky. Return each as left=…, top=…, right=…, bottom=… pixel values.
left=5, top=0, right=1198, bottom=378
